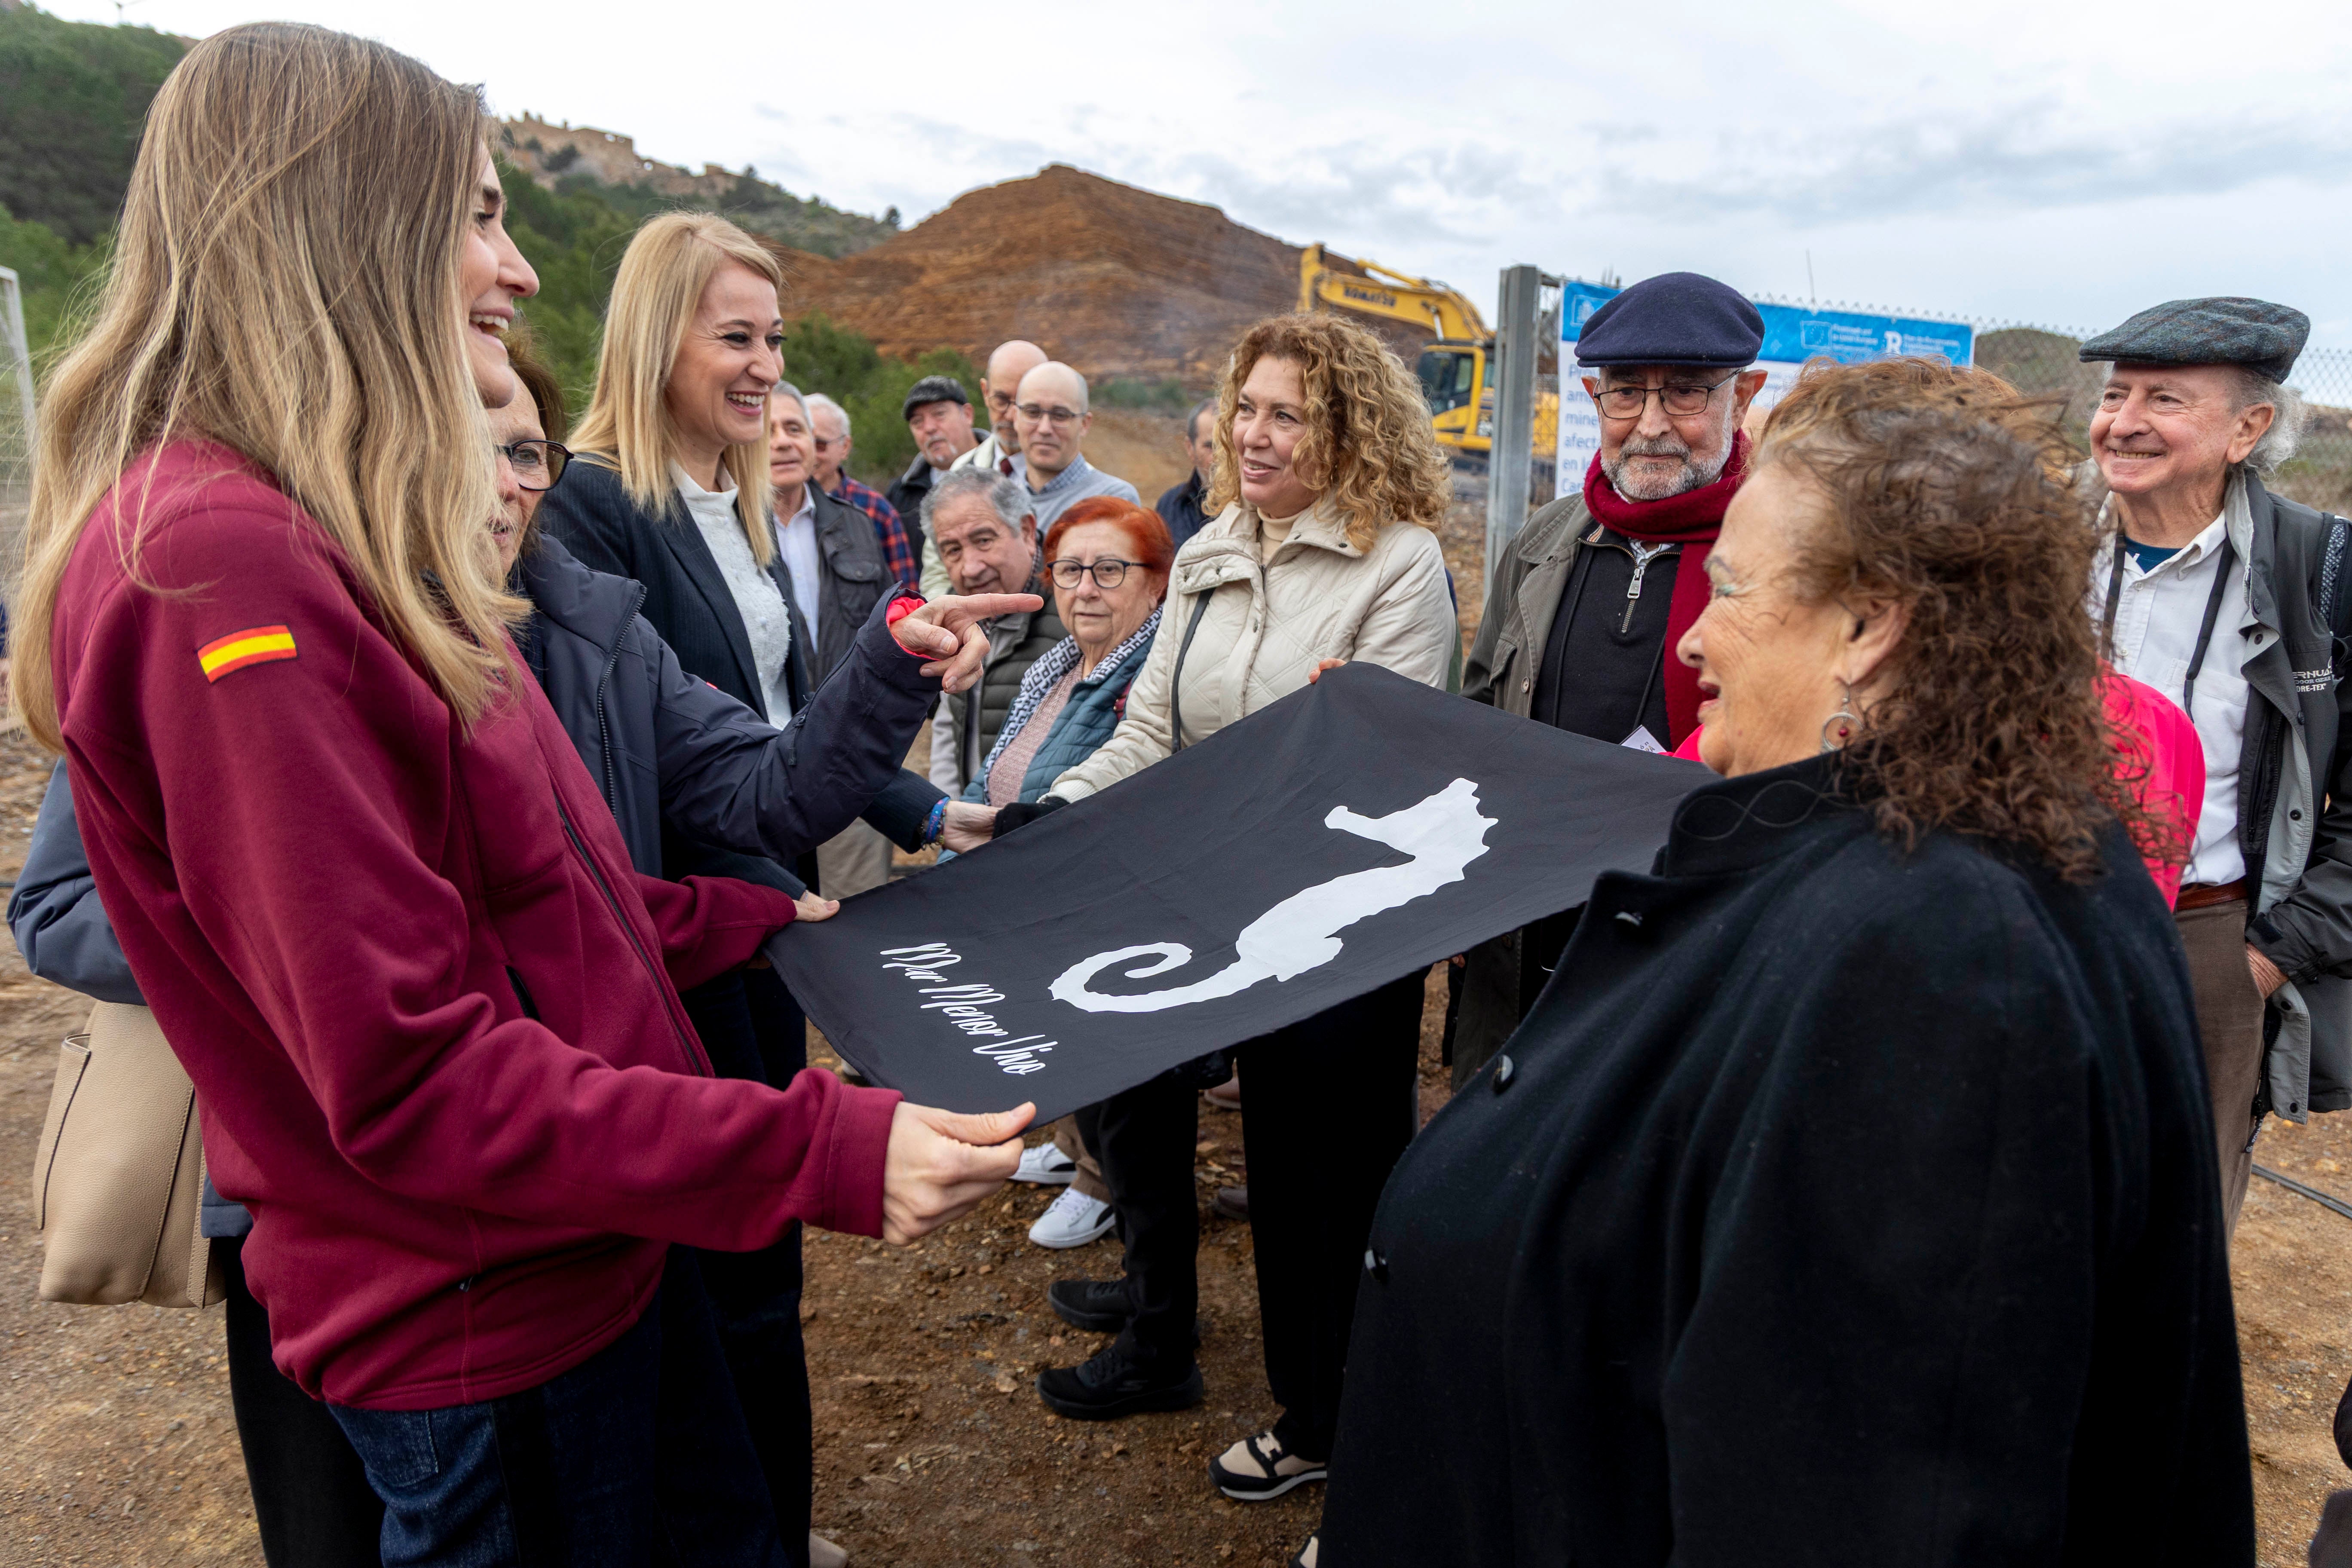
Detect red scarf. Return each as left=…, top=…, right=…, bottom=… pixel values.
left=1580, top=431, right=1749, bottom=746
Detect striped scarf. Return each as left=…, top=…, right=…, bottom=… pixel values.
left=978, top=604, right=1164, bottom=783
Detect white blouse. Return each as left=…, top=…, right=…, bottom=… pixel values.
left=671, top=462, right=794, bottom=724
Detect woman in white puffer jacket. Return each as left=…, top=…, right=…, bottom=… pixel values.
left=968, top=313, right=1457, bottom=1511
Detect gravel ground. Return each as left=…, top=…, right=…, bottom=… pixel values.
left=0, top=710, right=2346, bottom=1564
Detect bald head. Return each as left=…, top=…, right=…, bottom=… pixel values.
left=1013, top=361, right=1092, bottom=487
left=984, top=340, right=1050, bottom=447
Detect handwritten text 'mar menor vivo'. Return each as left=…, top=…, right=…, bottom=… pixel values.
left=878, top=943, right=1055, bottom=1076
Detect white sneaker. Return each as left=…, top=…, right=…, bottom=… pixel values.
left=809, top=1533, right=849, bottom=1568
left=1014, top=1142, right=1079, bottom=1186
left=1028, top=1188, right=1115, bottom=1249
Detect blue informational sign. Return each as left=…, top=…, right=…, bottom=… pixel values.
left=1556, top=281, right=1974, bottom=483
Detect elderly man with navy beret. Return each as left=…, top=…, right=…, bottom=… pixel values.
left=1454, top=272, right=1768, bottom=1085
left=2080, top=295, right=2352, bottom=1234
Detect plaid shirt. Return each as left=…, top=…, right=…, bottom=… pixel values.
left=832, top=476, right=918, bottom=589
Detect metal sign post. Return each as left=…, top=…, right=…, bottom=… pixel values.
left=1485, top=264, right=1542, bottom=581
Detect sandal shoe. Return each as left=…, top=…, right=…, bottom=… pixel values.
left=1289, top=1534, right=1318, bottom=1568
left=1209, top=1430, right=1327, bottom=1501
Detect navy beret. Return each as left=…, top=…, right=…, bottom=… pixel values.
left=2079, top=297, right=2309, bottom=383
left=902, top=375, right=971, bottom=421
left=1574, top=272, right=1763, bottom=368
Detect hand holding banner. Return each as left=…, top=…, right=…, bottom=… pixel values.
left=765, top=664, right=1706, bottom=1121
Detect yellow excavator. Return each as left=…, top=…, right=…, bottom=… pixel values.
left=1296, top=243, right=1557, bottom=462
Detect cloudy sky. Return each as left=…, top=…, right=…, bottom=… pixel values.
left=54, top=0, right=2352, bottom=349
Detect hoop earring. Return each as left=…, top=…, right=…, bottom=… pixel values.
left=1820, top=683, right=1860, bottom=753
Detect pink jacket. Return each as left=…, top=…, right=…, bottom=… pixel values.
left=1668, top=673, right=2204, bottom=906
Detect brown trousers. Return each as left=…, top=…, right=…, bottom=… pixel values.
left=2175, top=899, right=2269, bottom=1234
left=1050, top=1114, right=1112, bottom=1203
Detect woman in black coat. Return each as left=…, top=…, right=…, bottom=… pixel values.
left=1311, top=360, right=2252, bottom=1568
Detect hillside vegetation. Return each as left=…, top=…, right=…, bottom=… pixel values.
left=0, top=5, right=967, bottom=484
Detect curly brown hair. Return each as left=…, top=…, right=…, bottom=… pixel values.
left=1755, top=357, right=2173, bottom=881
left=1207, top=314, right=1452, bottom=549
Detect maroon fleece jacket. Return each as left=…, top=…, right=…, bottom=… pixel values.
left=52, top=444, right=902, bottom=1409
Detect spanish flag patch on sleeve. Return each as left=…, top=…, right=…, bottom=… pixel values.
left=197, top=625, right=298, bottom=683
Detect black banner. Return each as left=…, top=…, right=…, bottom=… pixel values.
left=766, top=663, right=1706, bottom=1121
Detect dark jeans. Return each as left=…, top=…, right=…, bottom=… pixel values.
left=1240, top=971, right=1425, bottom=1461
left=683, top=968, right=815, bottom=1567
left=330, top=1248, right=783, bottom=1568
left=221, top=1234, right=385, bottom=1568
left=1074, top=1069, right=1201, bottom=1366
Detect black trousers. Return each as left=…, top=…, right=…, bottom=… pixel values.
left=684, top=968, right=815, bottom=1568
left=1239, top=971, right=1425, bottom=1461
left=222, top=1234, right=386, bottom=1567
left=1075, top=1070, right=1200, bottom=1366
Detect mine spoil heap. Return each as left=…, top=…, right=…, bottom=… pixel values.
left=779, top=164, right=1419, bottom=385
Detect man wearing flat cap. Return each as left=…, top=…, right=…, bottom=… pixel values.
left=886, top=373, right=980, bottom=534
left=1454, top=271, right=1768, bottom=1084
left=2081, top=295, right=2352, bottom=1233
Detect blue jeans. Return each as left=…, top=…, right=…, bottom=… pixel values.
left=330, top=1249, right=784, bottom=1568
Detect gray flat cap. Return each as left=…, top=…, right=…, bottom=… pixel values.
left=2079, top=297, right=2309, bottom=382
left=901, top=375, right=971, bottom=421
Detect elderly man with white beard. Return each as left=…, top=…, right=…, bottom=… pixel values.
left=1453, top=272, right=1767, bottom=1086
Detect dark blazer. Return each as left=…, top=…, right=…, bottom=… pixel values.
left=537, top=457, right=812, bottom=726
left=1323, top=753, right=2251, bottom=1567
left=788, top=482, right=897, bottom=681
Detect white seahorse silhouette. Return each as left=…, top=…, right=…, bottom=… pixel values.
left=1049, top=777, right=1496, bottom=1014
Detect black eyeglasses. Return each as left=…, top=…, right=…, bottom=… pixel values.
left=1048, top=557, right=1141, bottom=590
left=1589, top=374, right=1739, bottom=420
left=496, top=438, right=571, bottom=492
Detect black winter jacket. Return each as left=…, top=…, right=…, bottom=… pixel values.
left=535, top=457, right=945, bottom=881
left=1323, top=754, right=2251, bottom=1567
left=513, top=535, right=942, bottom=875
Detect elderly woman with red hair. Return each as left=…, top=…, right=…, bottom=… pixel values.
left=956, top=495, right=1173, bottom=813
left=941, top=498, right=1175, bottom=1254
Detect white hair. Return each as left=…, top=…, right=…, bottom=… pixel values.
left=805, top=391, right=849, bottom=439
left=2232, top=371, right=2308, bottom=478
left=770, top=380, right=809, bottom=420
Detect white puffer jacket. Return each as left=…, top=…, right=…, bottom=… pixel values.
left=1049, top=497, right=1455, bottom=801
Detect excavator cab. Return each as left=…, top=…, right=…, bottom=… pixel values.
left=1417, top=347, right=1480, bottom=416
left=1417, top=345, right=1490, bottom=452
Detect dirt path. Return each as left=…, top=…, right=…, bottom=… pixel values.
left=0, top=717, right=2345, bottom=1564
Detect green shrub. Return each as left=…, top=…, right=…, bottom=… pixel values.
left=1093, top=376, right=1197, bottom=413
left=0, top=202, right=110, bottom=368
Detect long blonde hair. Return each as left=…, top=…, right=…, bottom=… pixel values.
left=569, top=212, right=780, bottom=562
left=1208, top=313, right=1452, bottom=550
left=12, top=22, right=519, bottom=748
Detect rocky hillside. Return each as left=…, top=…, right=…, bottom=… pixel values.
left=499, top=116, right=898, bottom=260
left=775, top=164, right=1428, bottom=384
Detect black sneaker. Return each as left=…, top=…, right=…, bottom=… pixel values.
left=1035, top=1342, right=1204, bottom=1421
left=1047, top=1278, right=1133, bottom=1333
left=1048, top=1279, right=1209, bottom=1346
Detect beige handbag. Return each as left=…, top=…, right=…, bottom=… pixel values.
left=31, top=1001, right=224, bottom=1309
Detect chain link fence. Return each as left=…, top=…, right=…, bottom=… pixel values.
left=1506, top=306, right=2352, bottom=520
left=1974, top=325, right=2352, bottom=514
left=1, top=268, right=33, bottom=599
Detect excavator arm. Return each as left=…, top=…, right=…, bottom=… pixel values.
left=1297, top=244, right=1490, bottom=342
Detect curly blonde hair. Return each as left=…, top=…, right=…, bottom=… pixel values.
left=1207, top=314, right=1452, bottom=550
left=1756, top=357, right=2173, bottom=882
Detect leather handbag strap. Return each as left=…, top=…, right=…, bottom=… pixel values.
left=1168, top=592, right=1215, bottom=753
